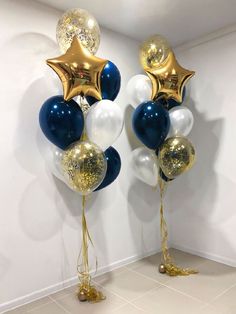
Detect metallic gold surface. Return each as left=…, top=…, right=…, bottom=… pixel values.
left=159, top=177, right=198, bottom=276
left=140, top=35, right=171, bottom=69
left=145, top=51, right=195, bottom=103
left=62, top=141, right=107, bottom=195
left=56, top=8, right=100, bottom=54
left=159, top=263, right=166, bottom=274
left=47, top=37, right=107, bottom=101
left=76, top=196, right=105, bottom=303
left=159, top=136, right=196, bottom=179
left=77, top=96, right=90, bottom=115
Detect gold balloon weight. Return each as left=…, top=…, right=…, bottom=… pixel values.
left=56, top=8, right=101, bottom=54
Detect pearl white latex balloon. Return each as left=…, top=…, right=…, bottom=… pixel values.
left=130, top=147, right=159, bottom=186
left=127, top=74, right=152, bottom=108
left=168, top=106, right=194, bottom=137
left=39, top=139, right=76, bottom=191
left=85, top=100, right=123, bottom=151
left=42, top=143, right=65, bottom=182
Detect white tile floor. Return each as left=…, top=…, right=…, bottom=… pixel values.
left=5, top=249, right=236, bottom=314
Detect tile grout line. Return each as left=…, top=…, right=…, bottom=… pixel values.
left=19, top=299, right=52, bottom=313
left=92, top=276, right=156, bottom=311
left=96, top=257, right=211, bottom=305
left=205, top=281, right=236, bottom=304
left=128, top=286, right=161, bottom=304
left=13, top=252, right=234, bottom=313
left=160, top=281, right=209, bottom=304
left=127, top=267, right=208, bottom=305
left=48, top=296, right=71, bottom=314
left=110, top=300, right=147, bottom=313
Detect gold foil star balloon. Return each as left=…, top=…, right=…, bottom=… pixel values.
left=144, top=51, right=195, bottom=103
left=56, top=8, right=100, bottom=54
left=46, top=37, right=107, bottom=101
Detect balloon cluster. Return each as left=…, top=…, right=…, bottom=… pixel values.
left=39, top=8, right=123, bottom=195
left=128, top=35, right=196, bottom=185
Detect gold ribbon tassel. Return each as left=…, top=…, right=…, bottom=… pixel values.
left=159, top=177, right=198, bottom=276
left=76, top=195, right=105, bottom=302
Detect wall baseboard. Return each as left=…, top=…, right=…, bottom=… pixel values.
left=0, top=247, right=160, bottom=313
left=172, top=243, right=236, bottom=267
left=2, top=243, right=234, bottom=313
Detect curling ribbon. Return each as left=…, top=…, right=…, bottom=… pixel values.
left=158, top=176, right=198, bottom=276
left=76, top=195, right=105, bottom=302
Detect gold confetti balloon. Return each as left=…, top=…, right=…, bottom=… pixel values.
left=62, top=141, right=107, bottom=195
left=140, top=35, right=171, bottom=70
left=159, top=137, right=196, bottom=179
left=56, top=8, right=100, bottom=54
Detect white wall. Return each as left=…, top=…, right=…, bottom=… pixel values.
left=169, top=27, right=236, bottom=267
left=4, top=0, right=235, bottom=311
left=0, top=0, right=163, bottom=311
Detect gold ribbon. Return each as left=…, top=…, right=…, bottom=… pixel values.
left=159, top=176, right=198, bottom=276
left=76, top=195, right=105, bottom=302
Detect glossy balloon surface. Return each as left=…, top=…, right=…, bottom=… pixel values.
left=132, top=100, right=170, bottom=150
left=39, top=95, right=84, bottom=150
left=131, top=147, right=159, bottom=186
left=86, top=100, right=123, bottom=151
left=95, top=147, right=121, bottom=191
left=126, top=74, right=152, bottom=109
left=168, top=106, right=194, bottom=137
left=86, top=61, right=121, bottom=105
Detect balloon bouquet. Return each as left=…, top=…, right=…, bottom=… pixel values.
left=128, top=35, right=197, bottom=276
left=39, top=9, right=123, bottom=302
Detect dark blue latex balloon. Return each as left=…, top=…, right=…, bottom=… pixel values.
left=39, top=95, right=84, bottom=150
left=86, top=61, right=121, bottom=105
left=95, top=147, right=121, bottom=191
left=158, top=87, right=186, bottom=110
left=132, top=100, right=170, bottom=150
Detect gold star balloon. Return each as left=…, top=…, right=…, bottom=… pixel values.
left=46, top=36, right=107, bottom=101
left=144, top=51, right=195, bottom=103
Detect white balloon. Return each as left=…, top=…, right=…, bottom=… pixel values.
left=85, top=100, right=123, bottom=151
left=130, top=147, right=159, bottom=186
left=168, top=106, right=194, bottom=137
left=127, top=74, right=152, bottom=108
left=39, top=138, right=78, bottom=191
left=41, top=142, right=65, bottom=182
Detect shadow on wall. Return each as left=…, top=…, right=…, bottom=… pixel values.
left=122, top=104, right=161, bottom=255
left=168, top=91, right=236, bottom=263
left=12, top=32, right=109, bottom=279
left=0, top=254, right=10, bottom=282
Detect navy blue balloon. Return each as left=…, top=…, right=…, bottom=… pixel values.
left=159, top=169, right=174, bottom=182
left=132, top=100, right=170, bottom=150
left=95, top=147, right=121, bottom=191
left=39, top=95, right=84, bottom=150
left=158, top=87, right=186, bottom=110
left=86, top=61, right=121, bottom=105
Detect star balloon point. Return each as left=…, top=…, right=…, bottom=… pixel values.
left=46, top=36, right=107, bottom=101
left=145, top=52, right=195, bottom=103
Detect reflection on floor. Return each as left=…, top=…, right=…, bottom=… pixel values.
left=5, top=249, right=236, bottom=314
